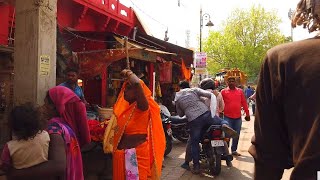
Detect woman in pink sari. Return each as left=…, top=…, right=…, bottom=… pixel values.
left=7, top=86, right=90, bottom=180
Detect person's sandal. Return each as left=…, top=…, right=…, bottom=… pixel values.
left=192, top=164, right=200, bottom=174
left=222, top=124, right=238, bottom=138
left=180, top=162, right=191, bottom=171
left=226, top=160, right=233, bottom=167
left=232, top=151, right=242, bottom=156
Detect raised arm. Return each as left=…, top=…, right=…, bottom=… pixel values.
left=121, top=69, right=149, bottom=111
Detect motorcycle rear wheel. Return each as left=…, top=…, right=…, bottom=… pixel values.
left=164, top=136, right=172, bottom=156
left=208, top=148, right=221, bottom=176
left=176, top=135, right=189, bottom=143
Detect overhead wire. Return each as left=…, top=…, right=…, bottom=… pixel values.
left=128, top=0, right=167, bottom=29
left=57, top=22, right=117, bottom=43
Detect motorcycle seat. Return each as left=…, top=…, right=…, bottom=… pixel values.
left=205, top=125, right=222, bottom=133
left=170, top=116, right=188, bottom=124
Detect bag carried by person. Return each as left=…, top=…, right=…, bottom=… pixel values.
left=103, top=114, right=117, bottom=153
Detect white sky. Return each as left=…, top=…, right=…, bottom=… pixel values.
left=121, top=0, right=317, bottom=49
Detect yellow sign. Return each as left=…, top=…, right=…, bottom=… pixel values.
left=195, top=68, right=206, bottom=74
left=40, top=55, right=50, bottom=76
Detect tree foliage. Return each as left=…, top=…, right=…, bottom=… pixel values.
left=203, top=5, right=290, bottom=81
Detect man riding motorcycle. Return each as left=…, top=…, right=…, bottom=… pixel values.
left=199, top=78, right=234, bottom=167
left=175, top=80, right=237, bottom=174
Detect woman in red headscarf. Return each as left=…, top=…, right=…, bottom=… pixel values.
left=112, top=69, right=165, bottom=180
left=7, top=86, right=90, bottom=180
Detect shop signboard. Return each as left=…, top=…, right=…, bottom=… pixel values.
left=195, top=52, right=207, bottom=68
left=39, top=55, right=50, bottom=76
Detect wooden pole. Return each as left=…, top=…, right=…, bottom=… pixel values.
left=124, top=36, right=130, bottom=69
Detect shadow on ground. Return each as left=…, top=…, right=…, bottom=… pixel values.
left=180, top=163, right=253, bottom=180
left=234, top=155, right=254, bottom=164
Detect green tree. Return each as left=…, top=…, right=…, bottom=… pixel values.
left=203, top=5, right=290, bottom=80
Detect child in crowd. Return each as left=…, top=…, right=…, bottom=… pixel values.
left=0, top=104, right=50, bottom=172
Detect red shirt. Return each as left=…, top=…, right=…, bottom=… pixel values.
left=221, top=87, right=249, bottom=118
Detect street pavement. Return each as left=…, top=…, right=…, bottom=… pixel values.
left=161, top=113, right=293, bottom=180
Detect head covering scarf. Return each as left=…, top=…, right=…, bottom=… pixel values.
left=49, top=86, right=90, bottom=147
left=292, top=0, right=320, bottom=32
left=113, top=80, right=165, bottom=179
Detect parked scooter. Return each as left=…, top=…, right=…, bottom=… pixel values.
left=199, top=124, right=232, bottom=176
left=86, top=104, right=100, bottom=120
left=159, top=104, right=189, bottom=143
left=169, top=115, right=189, bottom=142
left=160, top=104, right=173, bottom=156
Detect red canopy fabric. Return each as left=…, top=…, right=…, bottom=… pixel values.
left=75, top=49, right=126, bottom=79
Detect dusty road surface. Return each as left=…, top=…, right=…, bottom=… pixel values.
left=161, top=114, right=293, bottom=180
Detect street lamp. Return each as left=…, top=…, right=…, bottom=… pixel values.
left=288, top=8, right=295, bottom=41
left=200, top=7, right=214, bottom=52
left=199, top=7, right=214, bottom=81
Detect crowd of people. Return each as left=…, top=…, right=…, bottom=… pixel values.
left=174, top=77, right=251, bottom=173
left=1, top=0, right=320, bottom=179
left=0, top=67, right=166, bottom=180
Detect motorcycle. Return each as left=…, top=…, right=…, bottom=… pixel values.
left=160, top=105, right=173, bottom=156
left=169, top=115, right=189, bottom=143
left=199, top=124, right=232, bottom=176
left=159, top=104, right=189, bottom=143
left=86, top=104, right=100, bottom=120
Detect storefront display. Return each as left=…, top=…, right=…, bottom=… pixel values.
left=159, top=61, right=172, bottom=83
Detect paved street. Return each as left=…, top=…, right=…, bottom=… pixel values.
left=161, top=113, right=293, bottom=180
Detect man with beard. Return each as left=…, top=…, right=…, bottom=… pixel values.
left=249, top=0, right=320, bottom=179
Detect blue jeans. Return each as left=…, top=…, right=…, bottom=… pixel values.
left=224, top=116, right=242, bottom=152
left=188, top=111, right=228, bottom=166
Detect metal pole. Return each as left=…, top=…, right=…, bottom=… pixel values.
left=199, top=8, right=203, bottom=82
left=288, top=8, right=294, bottom=42
left=291, top=27, right=293, bottom=41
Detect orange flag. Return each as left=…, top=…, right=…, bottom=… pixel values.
left=181, top=59, right=191, bottom=81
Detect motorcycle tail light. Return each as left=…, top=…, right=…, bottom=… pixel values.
left=212, top=129, right=222, bottom=137
left=166, top=123, right=171, bottom=129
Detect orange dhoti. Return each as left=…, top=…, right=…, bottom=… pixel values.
left=113, top=141, right=151, bottom=180
left=111, top=80, right=165, bottom=180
